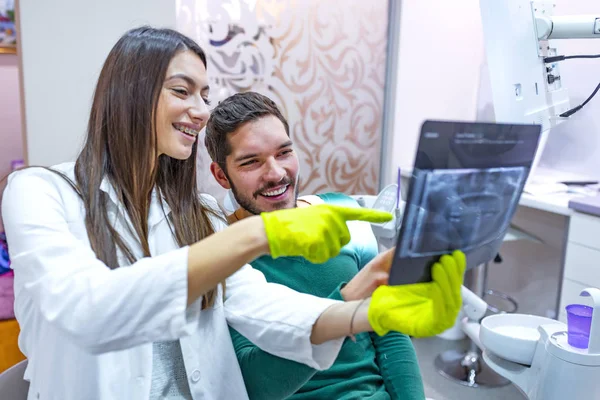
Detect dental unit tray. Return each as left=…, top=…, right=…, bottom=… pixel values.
left=388, top=120, right=541, bottom=285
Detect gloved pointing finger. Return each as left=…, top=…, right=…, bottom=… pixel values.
left=328, top=205, right=394, bottom=224
left=261, top=204, right=392, bottom=264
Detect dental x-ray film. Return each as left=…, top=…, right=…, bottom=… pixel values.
left=389, top=120, right=541, bottom=285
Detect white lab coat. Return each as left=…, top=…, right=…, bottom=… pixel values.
left=1, top=163, right=343, bottom=400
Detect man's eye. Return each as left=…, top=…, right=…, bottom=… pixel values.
left=241, top=160, right=257, bottom=166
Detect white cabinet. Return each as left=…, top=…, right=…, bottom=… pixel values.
left=569, top=212, right=600, bottom=250
left=559, top=212, right=600, bottom=322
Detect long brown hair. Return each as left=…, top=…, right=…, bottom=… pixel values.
left=58, top=27, right=222, bottom=307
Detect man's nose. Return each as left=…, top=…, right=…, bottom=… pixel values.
left=263, top=158, right=286, bottom=182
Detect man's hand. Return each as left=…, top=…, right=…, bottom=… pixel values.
left=341, top=248, right=395, bottom=301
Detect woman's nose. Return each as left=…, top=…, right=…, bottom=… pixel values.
left=189, top=98, right=209, bottom=125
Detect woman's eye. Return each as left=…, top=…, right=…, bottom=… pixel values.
left=173, top=88, right=188, bottom=96
left=203, top=98, right=212, bottom=106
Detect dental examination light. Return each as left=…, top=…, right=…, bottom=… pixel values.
left=479, top=0, right=600, bottom=176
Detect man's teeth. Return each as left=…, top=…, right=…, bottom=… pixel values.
left=175, top=125, right=199, bottom=137
left=262, top=186, right=287, bottom=197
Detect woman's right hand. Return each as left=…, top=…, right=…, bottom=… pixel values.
left=260, top=204, right=392, bottom=264
left=367, top=250, right=467, bottom=337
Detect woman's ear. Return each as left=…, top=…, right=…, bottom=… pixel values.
left=209, top=162, right=231, bottom=190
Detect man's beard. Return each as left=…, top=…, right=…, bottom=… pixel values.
left=230, top=175, right=300, bottom=215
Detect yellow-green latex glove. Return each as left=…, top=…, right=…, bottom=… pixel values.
left=261, top=204, right=392, bottom=264
left=368, top=250, right=466, bottom=338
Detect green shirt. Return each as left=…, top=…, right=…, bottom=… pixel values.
left=229, top=193, right=425, bottom=400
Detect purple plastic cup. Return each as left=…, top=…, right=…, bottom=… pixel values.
left=11, top=159, right=25, bottom=171
left=566, top=304, right=593, bottom=349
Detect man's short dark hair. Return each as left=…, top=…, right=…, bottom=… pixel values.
left=205, top=91, right=290, bottom=171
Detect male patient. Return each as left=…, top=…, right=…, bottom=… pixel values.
left=205, top=91, right=425, bottom=400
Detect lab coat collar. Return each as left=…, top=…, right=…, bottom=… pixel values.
left=99, top=176, right=172, bottom=228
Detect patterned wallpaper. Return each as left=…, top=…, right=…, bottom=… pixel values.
left=176, top=0, right=389, bottom=203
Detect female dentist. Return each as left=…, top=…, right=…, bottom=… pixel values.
left=0, top=27, right=394, bottom=400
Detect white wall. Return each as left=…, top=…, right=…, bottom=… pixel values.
left=382, top=0, right=485, bottom=185
left=0, top=54, right=23, bottom=231
left=0, top=55, right=22, bottom=177
left=18, top=0, right=176, bottom=166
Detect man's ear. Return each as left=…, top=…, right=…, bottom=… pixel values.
left=210, top=162, right=231, bottom=189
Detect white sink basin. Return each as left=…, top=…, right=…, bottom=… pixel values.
left=480, top=313, right=563, bottom=365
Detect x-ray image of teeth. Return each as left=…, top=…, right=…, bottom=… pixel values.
left=399, top=167, right=526, bottom=258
